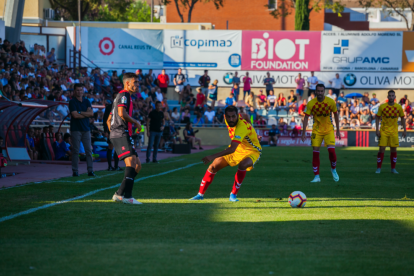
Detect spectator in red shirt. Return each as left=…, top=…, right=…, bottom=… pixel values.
left=399, top=95, right=408, bottom=106
left=254, top=115, right=267, bottom=128
left=195, top=87, right=205, bottom=115
left=298, top=99, right=307, bottom=117
left=405, top=102, right=412, bottom=117
left=255, top=90, right=268, bottom=109
left=157, top=69, right=170, bottom=94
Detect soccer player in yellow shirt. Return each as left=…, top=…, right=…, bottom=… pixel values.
left=301, top=84, right=341, bottom=182
left=375, top=90, right=406, bottom=174
left=190, top=106, right=262, bottom=202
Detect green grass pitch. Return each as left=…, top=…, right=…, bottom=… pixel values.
left=0, top=147, right=414, bottom=276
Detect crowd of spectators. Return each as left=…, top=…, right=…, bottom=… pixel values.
left=1, top=38, right=413, bottom=160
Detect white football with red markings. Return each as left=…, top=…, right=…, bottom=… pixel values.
left=288, top=191, right=307, bottom=208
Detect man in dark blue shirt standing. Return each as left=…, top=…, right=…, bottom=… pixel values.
left=69, top=83, right=95, bottom=177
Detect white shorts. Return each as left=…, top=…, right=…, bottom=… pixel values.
left=175, top=85, right=184, bottom=93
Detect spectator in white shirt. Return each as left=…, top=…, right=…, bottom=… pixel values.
left=328, top=73, right=344, bottom=97
left=308, top=92, right=315, bottom=102
left=155, top=88, right=163, bottom=102
left=306, top=71, right=318, bottom=93
left=204, top=106, right=216, bottom=125
left=267, top=90, right=277, bottom=109
left=326, top=89, right=337, bottom=102
left=350, top=101, right=360, bottom=120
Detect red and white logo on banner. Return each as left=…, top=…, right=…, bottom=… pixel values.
left=99, top=37, right=115, bottom=56
left=242, top=31, right=321, bottom=71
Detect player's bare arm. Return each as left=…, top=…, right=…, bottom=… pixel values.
left=146, top=117, right=151, bottom=137
left=202, top=141, right=239, bottom=165
left=118, top=106, right=141, bottom=130
left=375, top=115, right=381, bottom=137
left=301, top=115, right=309, bottom=142
left=334, top=112, right=341, bottom=140
left=107, top=113, right=112, bottom=132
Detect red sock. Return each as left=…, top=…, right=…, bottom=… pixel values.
left=198, top=170, right=216, bottom=195
left=377, top=152, right=384, bottom=169
left=328, top=146, right=337, bottom=169
left=312, top=151, right=320, bottom=175
left=231, top=169, right=247, bottom=195
left=390, top=152, right=397, bottom=169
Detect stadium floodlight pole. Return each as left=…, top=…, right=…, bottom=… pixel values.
left=78, top=0, right=82, bottom=74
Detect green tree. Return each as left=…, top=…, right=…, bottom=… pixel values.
left=358, top=0, right=414, bottom=30
left=96, top=1, right=160, bottom=22
left=266, top=0, right=345, bottom=30
left=162, top=0, right=224, bottom=23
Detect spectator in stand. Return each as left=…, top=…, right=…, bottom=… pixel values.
left=337, top=91, right=347, bottom=105
left=278, top=118, right=287, bottom=134
left=195, top=87, right=206, bottom=115
left=254, top=115, right=266, bottom=129
left=171, top=107, right=181, bottom=123
left=208, top=79, right=218, bottom=108
left=160, top=121, right=182, bottom=148
left=52, top=132, right=62, bottom=156
left=113, top=78, right=123, bottom=93
left=268, top=124, right=280, bottom=146
left=370, top=93, right=379, bottom=104
left=339, top=102, right=349, bottom=119
left=214, top=108, right=225, bottom=125
left=247, top=106, right=257, bottom=122
left=231, top=71, right=241, bottom=102
left=157, top=69, right=170, bottom=94
left=404, top=103, right=412, bottom=118
left=328, top=73, right=344, bottom=97
left=263, top=72, right=275, bottom=97
left=155, top=87, right=164, bottom=102
left=399, top=95, right=408, bottom=106
left=181, top=108, right=191, bottom=124
left=406, top=116, right=414, bottom=130
left=287, top=90, right=297, bottom=110
left=146, top=101, right=165, bottom=163
left=26, top=128, right=38, bottom=160
left=350, top=101, right=360, bottom=120
left=295, top=73, right=305, bottom=97
left=56, top=133, right=73, bottom=161
left=225, top=92, right=236, bottom=107
left=242, top=72, right=252, bottom=100
left=306, top=71, right=318, bottom=94
left=47, top=48, right=56, bottom=63
left=277, top=92, right=287, bottom=110
left=350, top=118, right=360, bottom=129
left=174, top=68, right=185, bottom=98
left=359, top=109, right=371, bottom=127
left=245, top=91, right=256, bottom=109
left=290, top=117, right=299, bottom=138
left=184, top=122, right=203, bottom=149
left=204, top=106, right=215, bottom=126
left=145, top=69, right=155, bottom=89
left=198, top=70, right=210, bottom=96
left=362, top=92, right=370, bottom=104
left=370, top=100, right=380, bottom=116
left=360, top=101, right=369, bottom=113
left=326, top=89, right=337, bottom=102
left=193, top=113, right=205, bottom=127
left=267, top=90, right=277, bottom=109
left=298, top=99, right=307, bottom=117
left=256, top=90, right=268, bottom=109
left=68, top=83, right=94, bottom=177
left=340, top=117, right=350, bottom=129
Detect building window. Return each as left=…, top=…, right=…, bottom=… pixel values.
left=268, top=0, right=276, bottom=10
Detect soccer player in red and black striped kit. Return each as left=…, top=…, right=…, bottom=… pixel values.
left=107, top=73, right=143, bottom=204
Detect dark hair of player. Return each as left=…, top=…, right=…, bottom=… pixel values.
left=122, top=72, right=137, bottom=86
left=225, top=105, right=238, bottom=116
left=316, top=83, right=325, bottom=90
left=74, top=83, right=84, bottom=90
left=63, top=133, right=71, bottom=140
left=388, top=90, right=395, bottom=95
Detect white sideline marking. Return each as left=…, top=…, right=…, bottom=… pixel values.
left=0, top=162, right=201, bottom=223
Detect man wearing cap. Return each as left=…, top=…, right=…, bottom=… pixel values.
left=370, top=93, right=379, bottom=104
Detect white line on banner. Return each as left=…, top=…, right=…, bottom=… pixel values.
left=0, top=162, right=202, bottom=223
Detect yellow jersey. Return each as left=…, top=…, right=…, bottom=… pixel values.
left=225, top=114, right=262, bottom=152
left=304, top=97, right=337, bottom=135
left=377, top=103, right=404, bottom=136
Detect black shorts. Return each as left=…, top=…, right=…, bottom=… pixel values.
left=111, top=135, right=138, bottom=161
left=195, top=106, right=203, bottom=113
left=160, top=87, right=167, bottom=94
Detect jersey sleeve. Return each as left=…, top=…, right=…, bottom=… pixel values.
left=398, top=105, right=405, bottom=117
left=232, top=124, right=248, bottom=144
left=377, top=105, right=383, bottom=117
left=304, top=101, right=313, bottom=116
left=117, top=94, right=129, bottom=109
left=331, top=99, right=338, bottom=113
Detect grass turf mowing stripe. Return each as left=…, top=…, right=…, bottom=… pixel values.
left=0, top=162, right=202, bottom=223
